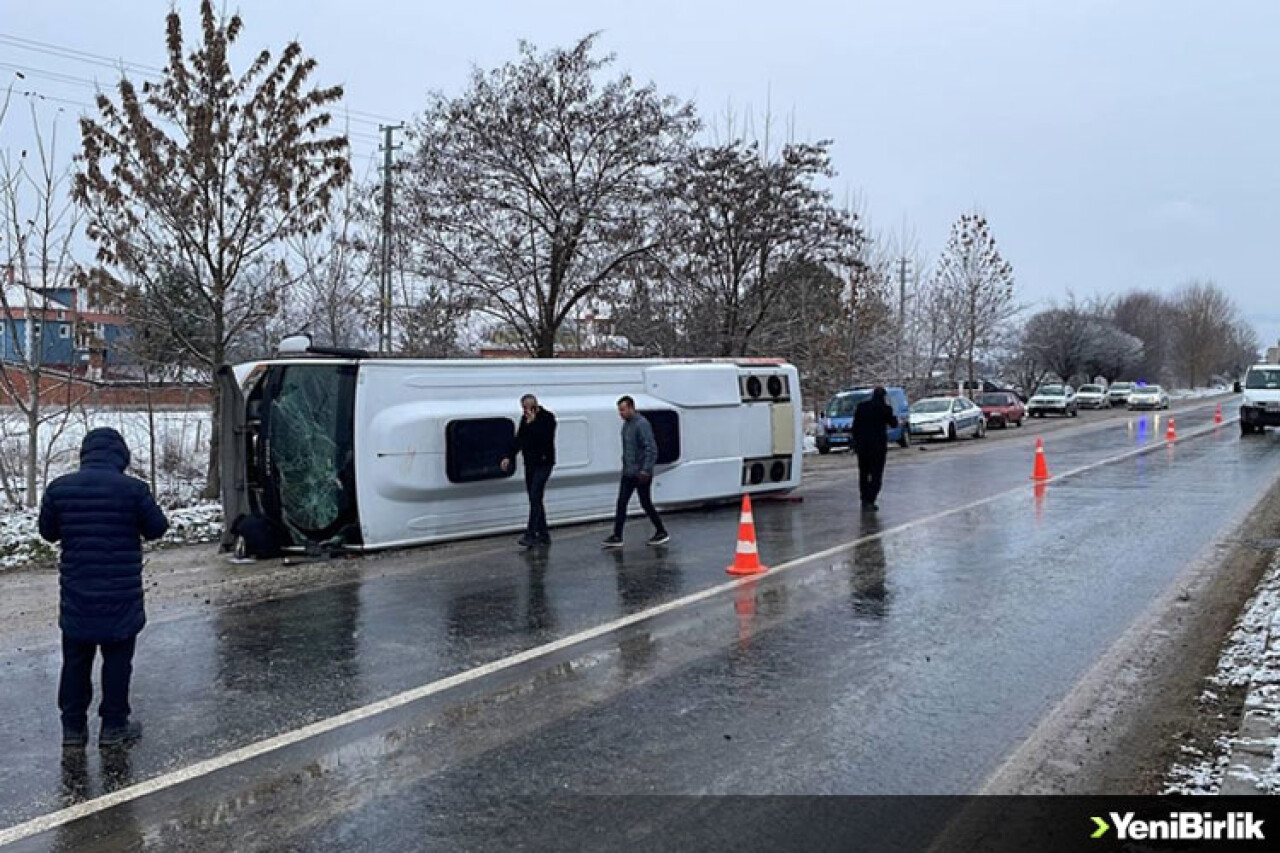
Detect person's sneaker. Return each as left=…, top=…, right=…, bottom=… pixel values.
left=647, top=531, right=670, bottom=546
left=601, top=535, right=624, bottom=549
left=516, top=535, right=537, bottom=549
left=99, top=720, right=142, bottom=747
left=62, top=726, right=88, bottom=749
left=535, top=535, right=552, bottom=546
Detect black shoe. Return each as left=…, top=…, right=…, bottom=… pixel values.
left=62, top=726, right=88, bottom=749
left=517, top=535, right=537, bottom=549
left=601, top=535, right=624, bottom=549
left=861, top=501, right=878, bottom=512
left=99, top=720, right=142, bottom=747
left=535, top=535, right=551, bottom=546
left=647, top=531, right=670, bottom=546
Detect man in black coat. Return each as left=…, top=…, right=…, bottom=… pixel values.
left=39, top=427, right=169, bottom=748
left=500, top=394, right=557, bottom=548
left=852, top=387, right=899, bottom=512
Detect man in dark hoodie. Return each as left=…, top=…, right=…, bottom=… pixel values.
left=500, top=394, right=557, bottom=548
left=852, top=387, right=899, bottom=511
left=39, top=428, right=169, bottom=748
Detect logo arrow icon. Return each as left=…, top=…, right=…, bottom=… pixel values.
left=1091, top=816, right=1110, bottom=839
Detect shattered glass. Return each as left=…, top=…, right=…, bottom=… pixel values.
left=269, top=366, right=352, bottom=536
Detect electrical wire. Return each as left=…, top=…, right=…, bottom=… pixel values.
left=0, top=32, right=404, bottom=130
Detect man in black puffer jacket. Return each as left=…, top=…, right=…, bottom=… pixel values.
left=39, top=427, right=169, bottom=749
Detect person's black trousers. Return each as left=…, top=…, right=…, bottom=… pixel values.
left=59, top=634, right=137, bottom=730
left=524, top=463, right=554, bottom=541
left=612, top=475, right=666, bottom=538
left=856, top=449, right=888, bottom=505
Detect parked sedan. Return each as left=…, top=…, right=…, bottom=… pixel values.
left=977, top=391, right=1025, bottom=428
left=1076, top=384, right=1110, bottom=410
left=1027, top=384, right=1078, bottom=418
left=1127, top=384, right=1170, bottom=410
left=908, top=396, right=987, bottom=441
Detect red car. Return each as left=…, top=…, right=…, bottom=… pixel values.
left=977, top=391, right=1025, bottom=428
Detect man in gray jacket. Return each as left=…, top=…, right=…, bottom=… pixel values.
left=602, top=396, right=669, bottom=548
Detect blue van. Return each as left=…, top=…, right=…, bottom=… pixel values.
left=816, top=387, right=911, bottom=453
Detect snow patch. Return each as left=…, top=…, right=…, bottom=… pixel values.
left=1164, top=551, right=1280, bottom=794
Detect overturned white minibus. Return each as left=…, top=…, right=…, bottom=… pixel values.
left=218, top=342, right=802, bottom=556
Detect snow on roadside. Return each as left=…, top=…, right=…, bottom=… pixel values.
left=0, top=502, right=223, bottom=573
left=1164, top=550, right=1280, bottom=794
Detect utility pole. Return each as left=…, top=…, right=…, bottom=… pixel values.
left=379, top=123, right=404, bottom=354
left=896, top=256, right=909, bottom=381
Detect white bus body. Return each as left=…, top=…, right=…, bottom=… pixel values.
left=219, top=356, right=802, bottom=555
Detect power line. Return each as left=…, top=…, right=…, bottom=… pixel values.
left=0, top=62, right=107, bottom=90
left=0, top=33, right=405, bottom=129
left=0, top=32, right=163, bottom=78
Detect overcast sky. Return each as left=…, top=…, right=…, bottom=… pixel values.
left=3, top=0, right=1278, bottom=351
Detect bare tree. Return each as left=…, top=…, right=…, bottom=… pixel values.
left=1112, top=291, right=1174, bottom=383
left=931, top=213, right=1016, bottom=385
left=995, top=321, right=1051, bottom=399
left=75, top=0, right=351, bottom=497
left=403, top=35, right=697, bottom=357
left=666, top=140, right=860, bottom=357
left=0, top=103, right=86, bottom=506
left=1083, top=321, right=1143, bottom=383
left=1021, top=297, right=1097, bottom=385
left=1172, top=280, right=1238, bottom=388
left=904, top=273, right=963, bottom=395
left=286, top=182, right=377, bottom=350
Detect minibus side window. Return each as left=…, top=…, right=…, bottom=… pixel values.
left=447, top=418, right=517, bottom=483
left=639, top=410, right=680, bottom=465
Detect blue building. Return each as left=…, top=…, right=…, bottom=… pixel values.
left=1, top=284, right=131, bottom=378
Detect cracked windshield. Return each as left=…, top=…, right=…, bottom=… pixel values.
left=269, top=366, right=354, bottom=538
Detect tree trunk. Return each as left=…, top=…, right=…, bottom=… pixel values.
left=145, top=365, right=158, bottom=495
left=534, top=325, right=556, bottom=358
left=203, top=314, right=226, bottom=501
left=24, top=379, right=39, bottom=509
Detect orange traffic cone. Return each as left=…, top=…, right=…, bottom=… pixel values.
left=1214, top=404, right=1223, bottom=425
left=1165, top=417, right=1176, bottom=441
left=1031, top=437, right=1051, bottom=481
left=726, top=494, right=768, bottom=575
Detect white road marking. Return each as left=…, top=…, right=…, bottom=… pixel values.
left=0, top=413, right=1240, bottom=846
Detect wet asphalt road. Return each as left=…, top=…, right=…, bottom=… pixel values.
left=2, top=398, right=1279, bottom=850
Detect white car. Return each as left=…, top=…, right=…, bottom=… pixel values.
left=1127, top=385, right=1169, bottom=410
left=1107, top=382, right=1135, bottom=407
left=1075, top=384, right=1109, bottom=410
left=1240, top=364, right=1280, bottom=436
left=1027, top=384, right=1078, bottom=418
left=908, top=396, right=986, bottom=441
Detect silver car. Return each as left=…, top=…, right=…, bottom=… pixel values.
left=1076, top=384, right=1109, bottom=410
left=908, top=396, right=987, bottom=441
left=1127, top=384, right=1170, bottom=410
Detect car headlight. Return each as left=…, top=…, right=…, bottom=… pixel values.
left=1242, top=395, right=1255, bottom=408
